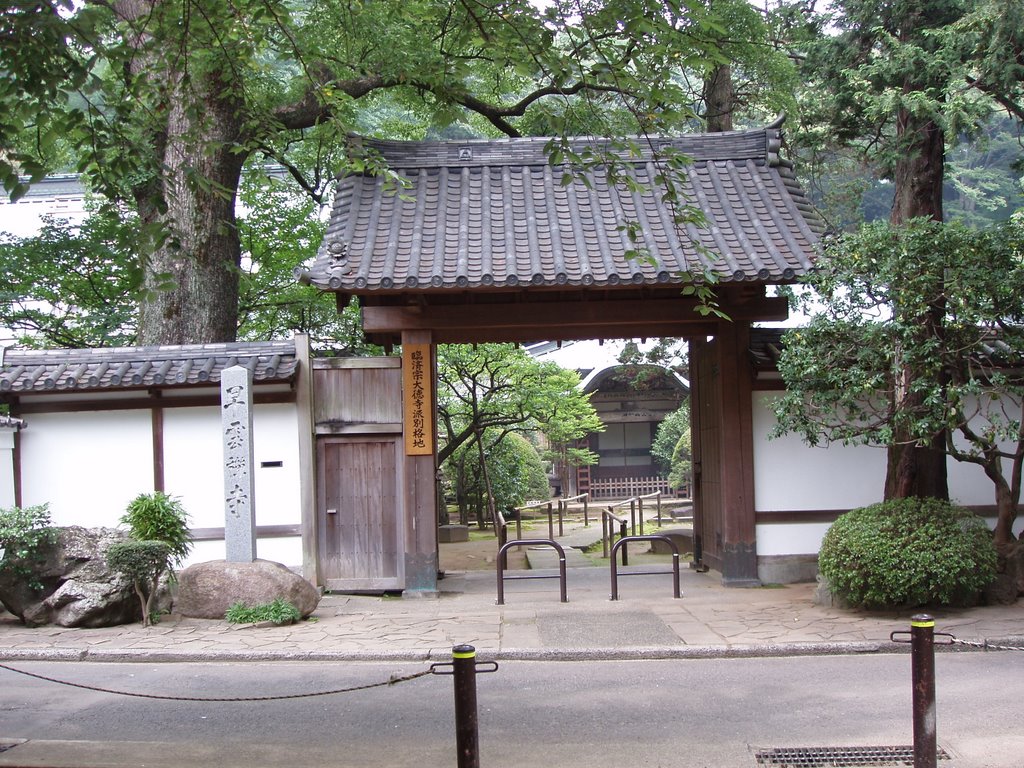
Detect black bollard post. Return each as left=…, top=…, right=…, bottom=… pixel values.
left=910, top=614, right=937, bottom=768
left=452, top=644, right=481, bottom=768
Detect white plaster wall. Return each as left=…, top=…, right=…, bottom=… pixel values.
left=163, top=403, right=301, bottom=530
left=185, top=536, right=302, bottom=568
left=752, top=392, right=887, bottom=512
left=165, top=403, right=302, bottom=568
left=0, top=428, right=17, bottom=509
left=753, top=391, right=1024, bottom=559
left=163, top=407, right=223, bottom=528
left=18, top=410, right=154, bottom=526
left=756, top=522, right=832, bottom=556
left=755, top=391, right=1019, bottom=514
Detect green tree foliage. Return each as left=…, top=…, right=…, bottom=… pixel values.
left=0, top=208, right=140, bottom=347
left=444, top=432, right=550, bottom=525
left=0, top=0, right=753, bottom=345
left=790, top=0, right=1024, bottom=500
left=234, top=176, right=377, bottom=352
left=0, top=177, right=372, bottom=350
left=437, top=343, right=602, bottom=524
left=773, top=215, right=1024, bottom=545
left=668, top=429, right=693, bottom=491
left=651, top=403, right=693, bottom=491
left=105, top=540, right=172, bottom=627
left=791, top=0, right=1024, bottom=226
left=0, top=504, right=55, bottom=591
left=120, top=492, right=192, bottom=568
left=652, top=404, right=690, bottom=474
left=437, top=344, right=602, bottom=464
left=818, top=498, right=996, bottom=608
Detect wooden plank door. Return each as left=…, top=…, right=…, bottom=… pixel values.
left=317, top=436, right=404, bottom=591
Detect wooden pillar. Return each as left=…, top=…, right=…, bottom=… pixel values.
left=0, top=418, right=22, bottom=510
left=151, top=393, right=165, bottom=493
left=294, top=333, right=320, bottom=586
left=715, top=320, right=759, bottom=586
left=402, top=330, right=439, bottom=594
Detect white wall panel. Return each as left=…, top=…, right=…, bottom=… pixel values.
left=163, top=403, right=301, bottom=531
left=18, top=410, right=154, bottom=527
left=752, top=392, right=886, bottom=511
left=754, top=391, right=1014, bottom=514
left=756, top=522, right=832, bottom=556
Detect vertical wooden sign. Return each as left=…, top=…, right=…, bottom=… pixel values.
left=403, top=343, right=434, bottom=455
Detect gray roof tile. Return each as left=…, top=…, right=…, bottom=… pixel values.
left=303, top=124, right=825, bottom=293
left=0, top=340, right=298, bottom=394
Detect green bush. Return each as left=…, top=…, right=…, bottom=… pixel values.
left=106, top=540, right=172, bottom=626
left=0, top=504, right=56, bottom=590
left=818, top=498, right=997, bottom=608
left=225, top=598, right=302, bottom=625
left=121, top=492, right=192, bottom=567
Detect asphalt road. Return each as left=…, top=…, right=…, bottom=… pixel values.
left=0, top=653, right=1020, bottom=768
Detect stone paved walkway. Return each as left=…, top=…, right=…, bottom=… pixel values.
left=1, top=565, right=1022, bottom=662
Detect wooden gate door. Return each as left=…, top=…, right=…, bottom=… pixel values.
left=317, top=436, right=404, bottom=591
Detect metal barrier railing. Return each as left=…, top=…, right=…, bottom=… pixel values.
left=495, top=538, right=568, bottom=605
left=508, top=499, right=558, bottom=540
left=602, top=507, right=629, bottom=562
left=557, top=493, right=590, bottom=526
left=495, top=507, right=517, bottom=547
left=609, top=535, right=682, bottom=601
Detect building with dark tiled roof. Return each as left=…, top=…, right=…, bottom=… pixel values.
left=0, top=339, right=312, bottom=568
left=299, top=121, right=828, bottom=588
left=0, top=340, right=299, bottom=393
left=299, top=120, right=824, bottom=349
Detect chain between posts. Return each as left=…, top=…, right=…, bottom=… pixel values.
left=0, top=661, right=431, bottom=702
left=889, top=632, right=1024, bottom=652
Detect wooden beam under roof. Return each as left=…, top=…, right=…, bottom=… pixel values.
left=361, top=295, right=788, bottom=341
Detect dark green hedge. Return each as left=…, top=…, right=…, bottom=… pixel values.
left=819, top=498, right=997, bottom=609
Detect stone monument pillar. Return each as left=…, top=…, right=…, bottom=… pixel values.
left=221, top=366, right=257, bottom=562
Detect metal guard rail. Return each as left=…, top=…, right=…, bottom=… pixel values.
left=601, top=508, right=629, bottom=561
left=609, top=535, right=682, bottom=601
left=495, top=539, right=568, bottom=605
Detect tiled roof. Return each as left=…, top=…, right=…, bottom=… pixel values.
left=0, top=414, right=25, bottom=429
left=0, top=340, right=298, bottom=394
left=302, top=123, right=825, bottom=294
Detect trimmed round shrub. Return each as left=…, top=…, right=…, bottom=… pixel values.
left=818, top=498, right=997, bottom=609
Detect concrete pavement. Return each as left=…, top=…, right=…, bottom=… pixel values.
left=1, top=558, right=1022, bottom=663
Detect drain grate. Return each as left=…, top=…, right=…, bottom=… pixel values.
left=755, top=746, right=951, bottom=767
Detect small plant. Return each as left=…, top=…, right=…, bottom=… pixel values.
left=121, top=492, right=192, bottom=568
left=105, top=540, right=172, bottom=627
left=0, top=504, right=56, bottom=591
left=225, top=598, right=302, bottom=625
left=818, top=498, right=997, bottom=609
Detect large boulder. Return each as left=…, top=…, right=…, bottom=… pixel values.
left=174, top=559, right=320, bottom=619
left=0, top=526, right=168, bottom=627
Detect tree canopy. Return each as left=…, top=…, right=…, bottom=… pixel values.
left=1, top=0, right=787, bottom=345
left=773, top=214, right=1024, bottom=545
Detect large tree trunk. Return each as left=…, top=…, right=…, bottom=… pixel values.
left=884, top=65, right=949, bottom=500
left=134, top=74, right=246, bottom=344
left=702, top=64, right=734, bottom=133
left=117, top=0, right=248, bottom=345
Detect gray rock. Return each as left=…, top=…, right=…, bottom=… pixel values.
left=984, top=541, right=1023, bottom=605
left=812, top=574, right=851, bottom=609
left=174, top=559, right=320, bottom=619
left=0, top=526, right=169, bottom=627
